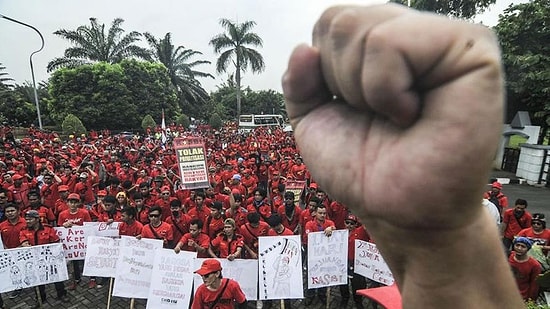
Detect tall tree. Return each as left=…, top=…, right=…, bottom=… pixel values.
left=389, top=0, right=495, bottom=19
left=144, top=32, right=213, bottom=113
left=0, top=63, right=14, bottom=87
left=47, top=17, right=150, bottom=72
left=210, top=18, right=265, bottom=119
left=494, top=0, right=550, bottom=143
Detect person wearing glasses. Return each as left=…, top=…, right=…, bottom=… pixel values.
left=517, top=213, right=550, bottom=254
left=192, top=259, right=247, bottom=309
left=340, top=214, right=371, bottom=309
left=137, top=206, right=174, bottom=248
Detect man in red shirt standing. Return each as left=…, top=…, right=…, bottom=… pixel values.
left=138, top=206, right=174, bottom=248
left=267, top=213, right=294, bottom=236
left=165, top=199, right=191, bottom=248
left=174, top=218, right=211, bottom=258
left=119, top=207, right=143, bottom=237
left=20, top=210, right=69, bottom=304
left=240, top=212, right=269, bottom=259
left=0, top=203, right=26, bottom=300
left=508, top=237, right=541, bottom=300
left=304, top=204, right=336, bottom=306
left=192, top=259, right=247, bottom=309
left=58, top=193, right=93, bottom=289
left=73, top=168, right=98, bottom=208
left=502, top=199, right=532, bottom=254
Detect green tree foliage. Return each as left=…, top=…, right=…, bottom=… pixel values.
left=210, top=19, right=265, bottom=118
left=494, top=0, right=550, bottom=142
left=48, top=60, right=177, bottom=130
left=144, top=32, right=213, bottom=112
left=209, top=112, right=223, bottom=130
left=0, top=81, right=52, bottom=127
left=141, top=114, right=156, bottom=131
left=62, top=113, right=87, bottom=136
left=47, top=17, right=150, bottom=72
left=389, top=0, right=495, bottom=19
left=175, top=114, right=190, bottom=129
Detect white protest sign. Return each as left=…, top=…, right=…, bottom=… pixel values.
left=354, top=240, right=394, bottom=285
left=0, top=235, right=4, bottom=250
left=146, top=249, right=196, bottom=309
left=112, top=236, right=163, bottom=299
left=83, top=221, right=120, bottom=237
left=54, top=226, right=93, bottom=260
left=0, top=243, right=69, bottom=293
left=307, top=229, right=348, bottom=289
left=82, top=236, right=120, bottom=277
left=258, top=235, right=303, bottom=300
left=193, top=258, right=258, bottom=301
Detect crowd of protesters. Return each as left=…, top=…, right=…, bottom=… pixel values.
left=0, top=123, right=371, bottom=308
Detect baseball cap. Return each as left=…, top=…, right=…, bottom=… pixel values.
left=25, top=210, right=40, bottom=218
left=491, top=181, right=502, bottom=190
left=79, top=172, right=88, bottom=178
left=12, top=174, right=24, bottom=180
left=194, top=259, right=222, bottom=276
left=67, top=193, right=80, bottom=201
left=232, top=174, right=241, bottom=181
left=346, top=214, right=358, bottom=223
left=58, top=185, right=69, bottom=192
left=97, top=190, right=107, bottom=197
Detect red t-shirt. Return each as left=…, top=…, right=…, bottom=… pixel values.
left=240, top=222, right=270, bottom=257
left=267, top=227, right=294, bottom=236
left=141, top=222, right=174, bottom=248
left=119, top=220, right=144, bottom=237
left=57, top=208, right=92, bottom=226
left=277, top=205, right=302, bottom=233
left=0, top=217, right=27, bottom=248
left=178, top=232, right=210, bottom=258
left=191, top=278, right=247, bottom=309
left=20, top=225, right=59, bottom=246
left=503, top=209, right=532, bottom=239
left=211, top=234, right=244, bottom=258
left=508, top=254, right=541, bottom=300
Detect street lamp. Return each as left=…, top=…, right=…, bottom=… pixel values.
left=1, top=14, right=44, bottom=129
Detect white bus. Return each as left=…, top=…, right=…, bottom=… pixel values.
left=238, top=114, right=285, bottom=132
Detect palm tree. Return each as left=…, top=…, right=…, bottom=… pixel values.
left=144, top=32, right=213, bottom=111
left=47, top=17, right=150, bottom=72
left=0, top=63, right=14, bottom=87
left=210, top=18, right=265, bottom=118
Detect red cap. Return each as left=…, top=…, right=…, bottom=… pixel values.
left=12, top=174, right=24, bottom=180
left=58, top=185, right=69, bottom=192
left=491, top=181, right=502, bottom=190
left=97, top=190, right=107, bottom=197
left=67, top=193, right=80, bottom=200
left=161, top=186, right=171, bottom=193
left=194, top=259, right=222, bottom=276
left=309, top=183, right=318, bottom=189
left=346, top=214, right=358, bottom=223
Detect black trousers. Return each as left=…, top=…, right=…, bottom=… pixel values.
left=37, top=281, right=66, bottom=300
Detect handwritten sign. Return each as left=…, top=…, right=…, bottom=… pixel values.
left=146, top=249, right=196, bottom=309
left=82, top=236, right=120, bottom=277
left=193, top=259, right=258, bottom=301
left=54, top=226, right=93, bottom=260
left=307, top=230, right=348, bottom=289
left=83, top=221, right=120, bottom=237
left=112, top=236, right=163, bottom=299
left=258, top=235, right=303, bottom=300
left=354, top=240, right=394, bottom=285
left=0, top=243, right=68, bottom=293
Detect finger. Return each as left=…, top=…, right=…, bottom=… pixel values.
left=282, top=44, right=332, bottom=127
left=314, top=5, right=408, bottom=110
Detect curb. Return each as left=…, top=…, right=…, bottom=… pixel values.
left=489, top=177, right=526, bottom=185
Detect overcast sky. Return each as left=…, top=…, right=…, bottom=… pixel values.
left=0, top=0, right=520, bottom=93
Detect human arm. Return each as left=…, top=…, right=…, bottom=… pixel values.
left=283, top=4, right=523, bottom=308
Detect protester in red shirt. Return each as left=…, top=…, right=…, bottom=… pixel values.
left=96, top=195, right=122, bottom=223
left=54, top=185, right=70, bottom=218
left=40, top=170, right=61, bottom=210
left=508, top=237, right=541, bottom=300
left=240, top=212, right=269, bottom=259
left=0, top=203, right=26, bottom=249
left=174, top=218, right=211, bottom=258
left=188, top=191, right=211, bottom=224
left=192, top=259, right=247, bottom=309
left=502, top=199, right=532, bottom=254
left=267, top=213, right=294, bottom=236
left=245, top=188, right=271, bottom=222
left=58, top=193, right=94, bottom=290
left=24, top=190, right=56, bottom=226
left=138, top=206, right=174, bottom=248
left=208, top=218, right=244, bottom=260
left=73, top=168, right=98, bottom=206
left=119, top=206, right=143, bottom=237
left=277, top=191, right=302, bottom=235
left=20, top=210, right=68, bottom=303
left=165, top=199, right=191, bottom=246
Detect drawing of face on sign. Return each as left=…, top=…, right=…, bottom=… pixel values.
left=10, top=265, right=23, bottom=287
left=24, top=261, right=37, bottom=286
left=37, top=259, right=48, bottom=282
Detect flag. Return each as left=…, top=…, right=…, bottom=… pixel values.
left=161, top=109, right=167, bottom=145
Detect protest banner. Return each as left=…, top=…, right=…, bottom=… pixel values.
left=0, top=243, right=68, bottom=293
left=112, top=236, right=163, bottom=299
left=193, top=258, right=258, bottom=301
left=258, top=235, right=303, bottom=300
left=82, top=236, right=120, bottom=277
left=285, top=180, right=306, bottom=204
left=54, top=226, right=93, bottom=260
left=354, top=240, right=394, bottom=285
left=83, top=221, right=120, bottom=237
left=146, top=249, right=196, bottom=309
left=173, top=138, right=209, bottom=190
left=307, top=229, right=348, bottom=289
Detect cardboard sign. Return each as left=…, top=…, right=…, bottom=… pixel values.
left=354, top=240, right=394, bottom=285
left=307, top=230, right=348, bottom=289
left=82, top=236, right=120, bottom=277
left=54, top=226, right=93, bottom=260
